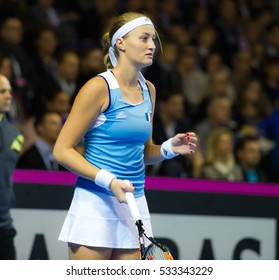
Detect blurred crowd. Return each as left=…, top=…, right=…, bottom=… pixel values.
left=1, top=0, right=279, bottom=183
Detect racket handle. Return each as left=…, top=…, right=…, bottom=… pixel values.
left=124, top=180, right=142, bottom=221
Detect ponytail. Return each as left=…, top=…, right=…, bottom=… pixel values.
left=102, top=32, right=114, bottom=69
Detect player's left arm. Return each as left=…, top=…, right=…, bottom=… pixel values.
left=144, top=81, right=197, bottom=165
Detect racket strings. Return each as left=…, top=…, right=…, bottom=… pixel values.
left=135, top=220, right=174, bottom=260
left=144, top=244, right=172, bottom=260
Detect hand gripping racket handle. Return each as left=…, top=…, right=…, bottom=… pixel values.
left=124, top=180, right=141, bottom=221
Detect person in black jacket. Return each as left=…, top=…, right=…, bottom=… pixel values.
left=0, top=74, right=24, bottom=259
left=149, top=90, right=193, bottom=177
left=235, top=135, right=268, bottom=182
left=17, top=111, right=62, bottom=171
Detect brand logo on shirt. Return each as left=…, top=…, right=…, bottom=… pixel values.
left=116, top=111, right=127, bottom=119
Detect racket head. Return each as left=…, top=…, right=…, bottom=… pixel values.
left=143, top=243, right=174, bottom=260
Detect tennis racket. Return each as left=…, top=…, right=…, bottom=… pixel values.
left=124, top=181, right=174, bottom=260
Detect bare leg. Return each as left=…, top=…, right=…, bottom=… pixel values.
left=68, top=243, right=112, bottom=260
left=68, top=243, right=140, bottom=260
left=111, top=248, right=140, bottom=260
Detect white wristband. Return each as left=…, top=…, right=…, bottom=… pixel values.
left=160, top=138, right=179, bottom=159
left=95, top=169, right=116, bottom=190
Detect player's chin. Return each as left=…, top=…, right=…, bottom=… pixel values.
left=143, top=59, right=153, bottom=67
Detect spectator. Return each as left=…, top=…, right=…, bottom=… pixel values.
left=214, top=0, right=241, bottom=67
left=0, top=16, right=36, bottom=118
left=194, top=25, right=218, bottom=68
left=235, top=135, right=268, bottom=182
left=239, top=20, right=262, bottom=52
left=157, top=0, right=184, bottom=35
left=167, top=20, right=191, bottom=51
left=42, top=86, right=71, bottom=122
left=202, top=127, right=243, bottom=181
left=264, top=21, right=279, bottom=59
left=254, top=6, right=275, bottom=37
left=144, top=40, right=182, bottom=102
left=206, top=68, right=236, bottom=101
left=77, top=0, right=119, bottom=46
left=262, top=56, right=279, bottom=107
left=29, top=0, right=78, bottom=49
left=32, top=26, right=58, bottom=85
left=235, top=78, right=272, bottom=128
left=231, top=49, right=255, bottom=93
left=202, top=52, right=226, bottom=76
left=177, top=45, right=207, bottom=119
left=31, top=26, right=58, bottom=109
left=196, top=68, right=236, bottom=122
left=149, top=90, right=193, bottom=178
left=123, top=0, right=145, bottom=12
left=77, top=45, right=105, bottom=89
left=195, top=95, right=237, bottom=157
left=17, top=111, right=63, bottom=171
left=187, top=5, right=211, bottom=35
left=53, top=49, right=80, bottom=102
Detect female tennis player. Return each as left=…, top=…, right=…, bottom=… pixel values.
left=53, top=12, right=198, bottom=260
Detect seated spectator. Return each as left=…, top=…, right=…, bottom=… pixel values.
left=196, top=67, right=236, bottom=122
left=144, top=40, right=182, bottom=101
left=231, top=49, right=255, bottom=94
left=202, top=127, right=243, bottom=181
left=148, top=90, right=193, bottom=178
left=194, top=95, right=238, bottom=157
left=177, top=45, right=207, bottom=119
left=194, top=25, right=218, bottom=68
left=264, top=21, right=279, bottom=59
left=0, top=16, right=36, bottom=119
left=32, top=26, right=58, bottom=105
left=29, top=0, right=78, bottom=49
left=202, top=52, right=226, bottom=77
left=235, top=135, right=268, bottom=182
left=77, top=45, right=105, bottom=89
left=235, top=78, right=272, bottom=127
left=262, top=56, right=279, bottom=107
left=214, top=0, right=242, bottom=67
left=240, top=20, right=262, bottom=52
left=17, top=111, right=63, bottom=171
left=38, top=49, right=80, bottom=103
left=187, top=5, right=211, bottom=35
left=39, top=86, right=71, bottom=122
left=55, top=50, right=80, bottom=102
left=167, top=20, right=191, bottom=51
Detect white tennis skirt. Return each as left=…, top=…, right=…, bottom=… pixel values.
left=58, top=187, right=153, bottom=249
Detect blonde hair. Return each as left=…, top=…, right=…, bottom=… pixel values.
left=102, top=12, right=161, bottom=69
left=205, top=127, right=233, bottom=164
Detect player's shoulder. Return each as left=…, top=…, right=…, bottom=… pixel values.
left=145, top=80, right=156, bottom=96
left=79, top=73, right=109, bottom=97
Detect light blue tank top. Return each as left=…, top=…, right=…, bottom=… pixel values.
left=75, top=70, right=153, bottom=197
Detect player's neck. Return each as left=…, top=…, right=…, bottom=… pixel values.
left=112, top=65, right=140, bottom=88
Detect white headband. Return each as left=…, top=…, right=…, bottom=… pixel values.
left=109, top=17, right=154, bottom=67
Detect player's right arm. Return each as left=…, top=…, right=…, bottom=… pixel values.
left=53, top=76, right=108, bottom=181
